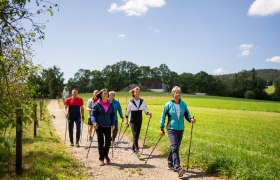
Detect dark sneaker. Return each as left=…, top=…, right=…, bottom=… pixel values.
left=112, top=141, right=116, bottom=147
left=131, top=149, right=136, bottom=154
left=76, top=142, right=80, bottom=148
left=105, top=156, right=111, bottom=163
left=99, top=160, right=105, bottom=166
left=168, top=165, right=176, bottom=172
left=70, top=142, right=74, bottom=146
left=178, top=168, right=186, bottom=177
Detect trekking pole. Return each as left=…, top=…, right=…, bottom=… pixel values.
left=145, top=136, right=162, bottom=164
left=111, top=126, right=114, bottom=157
left=86, top=129, right=96, bottom=158
left=64, top=118, right=68, bottom=144
left=187, top=117, right=195, bottom=171
left=115, top=126, right=128, bottom=149
left=142, top=115, right=152, bottom=153
left=80, top=121, right=83, bottom=143
left=87, top=125, right=89, bottom=142
left=111, top=143, right=114, bottom=157
left=92, top=128, right=96, bottom=139
left=117, top=119, right=123, bottom=142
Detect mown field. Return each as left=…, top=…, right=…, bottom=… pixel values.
left=81, top=92, right=280, bottom=179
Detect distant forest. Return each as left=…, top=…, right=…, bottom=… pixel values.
left=219, top=69, right=280, bottom=86
left=29, top=61, right=280, bottom=101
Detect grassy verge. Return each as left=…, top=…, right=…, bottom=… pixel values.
left=0, top=100, right=89, bottom=179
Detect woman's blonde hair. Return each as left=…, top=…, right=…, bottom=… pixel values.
left=129, top=87, right=140, bottom=97
left=171, top=86, right=181, bottom=95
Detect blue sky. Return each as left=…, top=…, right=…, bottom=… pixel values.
left=33, top=0, right=280, bottom=81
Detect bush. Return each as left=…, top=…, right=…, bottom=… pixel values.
left=244, top=90, right=255, bottom=99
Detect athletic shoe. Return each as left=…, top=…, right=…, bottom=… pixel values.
left=178, top=168, right=186, bottom=177
left=76, top=142, right=80, bottom=148
left=111, top=141, right=115, bottom=147
left=105, top=156, right=111, bottom=163
left=131, top=149, right=136, bottom=154
left=168, top=165, right=176, bottom=172
left=70, top=142, right=74, bottom=146
left=99, top=160, right=105, bottom=166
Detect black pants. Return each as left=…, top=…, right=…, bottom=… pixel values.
left=130, top=121, right=142, bottom=152
left=96, top=126, right=111, bottom=160
left=68, top=118, right=81, bottom=144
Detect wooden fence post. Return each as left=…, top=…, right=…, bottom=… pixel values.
left=34, top=103, right=37, bottom=137
left=39, top=99, right=43, bottom=121
left=16, top=108, right=23, bottom=175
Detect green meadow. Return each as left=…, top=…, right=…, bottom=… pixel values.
left=80, top=92, right=280, bottom=179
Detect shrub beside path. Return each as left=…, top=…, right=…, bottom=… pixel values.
left=48, top=99, right=219, bottom=180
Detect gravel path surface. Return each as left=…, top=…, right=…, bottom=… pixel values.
left=48, top=99, right=219, bottom=180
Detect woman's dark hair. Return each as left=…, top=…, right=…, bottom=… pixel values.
left=96, top=88, right=108, bottom=99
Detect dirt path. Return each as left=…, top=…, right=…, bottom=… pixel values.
left=48, top=99, right=218, bottom=180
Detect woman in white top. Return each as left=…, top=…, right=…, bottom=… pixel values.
left=125, top=87, right=152, bottom=155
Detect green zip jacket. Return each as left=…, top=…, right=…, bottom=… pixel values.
left=160, top=99, right=191, bottom=130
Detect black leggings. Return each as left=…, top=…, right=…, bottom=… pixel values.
left=96, top=126, right=111, bottom=160
left=130, top=121, right=142, bottom=151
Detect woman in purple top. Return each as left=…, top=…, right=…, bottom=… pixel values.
left=91, top=88, right=115, bottom=166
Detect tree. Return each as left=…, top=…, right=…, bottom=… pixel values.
left=139, top=66, right=153, bottom=85
left=1, top=0, right=57, bottom=56
left=179, top=73, right=195, bottom=93
left=90, top=70, right=105, bottom=91
left=71, top=69, right=92, bottom=93
left=102, top=61, right=140, bottom=91
left=0, top=0, right=58, bottom=140
left=194, top=71, right=221, bottom=95
left=158, top=64, right=171, bottom=83
left=272, top=78, right=280, bottom=101
left=230, top=69, right=269, bottom=99
left=46, top=66, right=64, bottom=98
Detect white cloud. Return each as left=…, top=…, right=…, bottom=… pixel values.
left=266, top=56, right=280, bottom=63
left=108, top=0, right=166, bottom=16
left=117, top=33, right=126, bottom=38
left=149, top=27, right=160, bottom=33
left=248, top=0, right=280, bottom=16
left=213, top=68, right=227, bottom=75
left=239, top=43, right=255, bottom=57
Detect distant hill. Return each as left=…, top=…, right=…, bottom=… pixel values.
left=218, top=69, right=280, bottom=85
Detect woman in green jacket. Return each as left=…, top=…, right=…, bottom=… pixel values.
left=160, top=86, right=196, bottom=177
